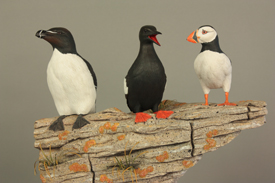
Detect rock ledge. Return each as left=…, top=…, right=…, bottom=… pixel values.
left=34, top=100, right=267, bottom=183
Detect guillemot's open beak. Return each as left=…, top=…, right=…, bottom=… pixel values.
left=149, top=31, right=162, bottom=46
left=187, top=30, right=199, bottom=43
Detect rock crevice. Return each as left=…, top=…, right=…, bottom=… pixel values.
left=34, top=100, right=267, bottom=183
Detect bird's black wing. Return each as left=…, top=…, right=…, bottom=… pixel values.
left=79, top=55, right=97, bottom=89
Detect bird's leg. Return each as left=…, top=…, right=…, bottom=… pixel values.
left=135, top=112, right=152, bottom=123
left=49, top=115, right=67, bottom=131
left=217, top=92, right=236, bottom=106
left=202, top=94, right=209, bottom=105
left=72, top=114, right=90, bottom=130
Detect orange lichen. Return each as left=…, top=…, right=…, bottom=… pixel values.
left=146, top=166, right=154, bottom=173
left=69, top=163, right=88, bottom=172
left=83, top=146, right=89, bottom=153
left=86, top=139, right=96, bottom=147
left=100, top=122, right=120, bottom=134
left=117, top=134, right=125, bottom=140
left=100, top=174, right=107, bottom=182
left=100, top=174, right=113, bottom=183
left=182, top=160, right=194, bottom=168
left=206, top=129, right=219, bottom=138
left=110, top=125, right=117, bottom=132
left=40, top=174, right=46, bottom=183
left=212, top=129, right=219, bottom=136
left=134, top=166, right=154, bottom=178
left=58, top=130, right=70, bottom=140
left=156, top=151, right=169, bottom=162
left=134, top=168, right=141, bottom=174
left=139, top=169, right=148, bottom=178
left=203, top=144, right=211, bottom=150
left=206, top=131, right=213, bottom=138
left=99, top=126, right=105, bottom=134
left=110, top=123, right=119, bottom=132
left=204, top=129, right=219, bottom=150
left=206, top=138, right=216, bottom=147
left=163, top=151, right=169, bottom=159
left=107, top=179, right=113, bottom=183
left=156, top=155, right=165, bottom=162
left=83, top=139, right=96, bottom=152
left=204, top=133, right=217, bottom=151
left=104, top=122, right=111, bottom=130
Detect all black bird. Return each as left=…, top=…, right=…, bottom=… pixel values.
left=124, top=25, right=173, bottom=123
left=36, top=27, right=97, bottom=131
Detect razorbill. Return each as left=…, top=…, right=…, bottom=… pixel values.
left=35, top=27, right=97, bottom=131
left=124, top=25, right=173, bottom=123
left=187, top=25, right=236, bottom=106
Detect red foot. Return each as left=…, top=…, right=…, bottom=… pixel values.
left=135, top=112, right=152, bottom=123
left=217, top=102, right=237, bottom=106
left=154, top=110, right=174, bottom=119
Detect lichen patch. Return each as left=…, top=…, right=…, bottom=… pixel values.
left=156, top=151, right=169, bottom=162
left=69, top=163, right=88, bottom=172
left=117, top=134, right=125, bottom=140
left=99, top=174, right=113, bottom=183
left=182, top=160, right=194, bottom=168
left=58, top=130, right=70, bottom=140
left=83, top=139, right=96, bottom=152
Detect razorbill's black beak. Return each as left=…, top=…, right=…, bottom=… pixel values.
left=35, top=30, right=47, bottom=39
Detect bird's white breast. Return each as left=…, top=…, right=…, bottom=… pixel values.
left=194, top=50, right=232, bottom=92
left=47, top=49, right=96, bottom=115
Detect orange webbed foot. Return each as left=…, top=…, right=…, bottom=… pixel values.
left=135, top=112, right=152, bottom=123
left=154, top=110, right=174, bottom=119
left=217, top=102, right=237, bottom=106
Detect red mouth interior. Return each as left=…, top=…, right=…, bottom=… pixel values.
left=149, top=35, right=160, bottom=46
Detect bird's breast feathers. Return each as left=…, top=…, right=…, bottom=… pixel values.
left=47, top=49, right=96, bottom=114
left=194, top=50, right=232, bottom=89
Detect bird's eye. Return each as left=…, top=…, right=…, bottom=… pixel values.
left=144, top=29, right=150, bottom=33
left=202, top=30, right=208, bottom=34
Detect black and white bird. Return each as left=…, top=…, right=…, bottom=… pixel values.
left=187, top=25, right=236, bottom=106
left=36, top=27, right=97, bottom=131
left=124, top=25, right=173, bottom=123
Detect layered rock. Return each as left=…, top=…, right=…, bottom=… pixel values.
left=34, top=100, right=267, bottom=183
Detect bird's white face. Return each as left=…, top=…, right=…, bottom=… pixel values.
left=196, top=26, right=217, bottom=43
left=187, top=25, right=218, bottom=44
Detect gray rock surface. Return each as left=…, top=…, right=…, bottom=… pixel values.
left=34, top=100, right=267, bottom=183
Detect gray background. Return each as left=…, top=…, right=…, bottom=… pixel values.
left=0, top=1, right=274, bottom=183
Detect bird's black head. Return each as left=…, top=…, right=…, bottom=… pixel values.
left=139, top=25, right=162, bottom=46
left=35, top=27, right=77, bottom=54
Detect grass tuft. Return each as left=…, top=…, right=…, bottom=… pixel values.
left=113, top=141, right=148, bottom=183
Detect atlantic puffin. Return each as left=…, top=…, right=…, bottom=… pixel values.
left=187, top=25, right=236, bottom=106
left=124, top=25, right=173, bottom=123
left=36, top=27, right=97, bottom=131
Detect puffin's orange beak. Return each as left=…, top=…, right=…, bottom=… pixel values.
left=187, top=30, right=198, bottom=43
